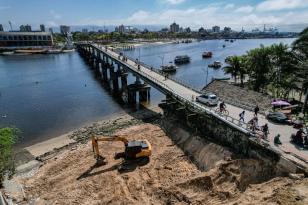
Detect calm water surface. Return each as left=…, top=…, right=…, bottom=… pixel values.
left=0, top=38, right=295, bottom=147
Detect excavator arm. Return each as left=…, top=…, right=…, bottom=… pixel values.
left=91, top=135, right=129, bottom=160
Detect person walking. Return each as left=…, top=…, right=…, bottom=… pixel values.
left=262, top=123, right=269, bottom=140
left=239, top=111, right=245, bottom=122
left=254, top=105, right=260, bottom=116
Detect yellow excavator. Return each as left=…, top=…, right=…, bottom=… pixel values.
left=91, top=135, right=152, bottom=165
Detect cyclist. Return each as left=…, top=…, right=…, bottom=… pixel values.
left=219, top=101, right=226, bottom=112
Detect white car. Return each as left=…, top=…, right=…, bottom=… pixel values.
left=196, top=93, right=219, bottom=106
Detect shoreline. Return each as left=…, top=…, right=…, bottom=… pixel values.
left=18, top=105, right=162, bottom=162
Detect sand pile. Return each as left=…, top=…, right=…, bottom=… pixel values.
left=20, top=123, right=307, bottom=205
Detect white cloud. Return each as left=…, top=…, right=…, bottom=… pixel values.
left=162, top=0, right=186, bottom=5
left=45, top=21, right=58, bottom=27
left=0, top=5, right=10, bottom=10
left=257, top=0, right=308, bottom=12
left=78, top=3, right=308, bottom=30
left=224, top=4, right=235, bottom=10
left=235, top=6, right=254, bottom=13
left=50, top=10, right=62, bottom=19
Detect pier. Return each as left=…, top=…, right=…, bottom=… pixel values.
left=76, top=43, right=308, bottom=174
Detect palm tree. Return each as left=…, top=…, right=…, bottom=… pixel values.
left=224, top=56, right=241, bottom=84
left=269, top=43, right=298, bottom=98
left=293, top=28, right=308, bottom=59
left=293, top=27, right=308, bottom=114
left=246, top=45, right=272, bottom=92
left=238, top=55, right=248, bottom=87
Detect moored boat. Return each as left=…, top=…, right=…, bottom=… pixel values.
left=202, top=51, right=212, bottom=58
left=174, top=55, right=190, bottom=64
left=208, top=61, right=222, bottom=68
left=161, top=64, right=177, bottom=73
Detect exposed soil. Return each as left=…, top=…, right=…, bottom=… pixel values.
left=18, top=123, right=308, bottom=205
left=204, top=80, right=273, bottom=112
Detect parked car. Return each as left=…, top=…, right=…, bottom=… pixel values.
left=266, top=112, right=289, bottom=124
left=196, top=93, right=219, bottom=106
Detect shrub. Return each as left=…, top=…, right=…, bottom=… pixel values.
left=0, top=127, right=19, bottom=186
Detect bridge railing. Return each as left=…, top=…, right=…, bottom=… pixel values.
left=109, top=47, right=202, bottom=93
left=92, top=44, right=264, bottom=138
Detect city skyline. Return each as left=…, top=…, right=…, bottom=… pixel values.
left=1, top=0, right=308, bottom=31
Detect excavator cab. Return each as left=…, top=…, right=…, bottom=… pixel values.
left=91, top=135, right=152, bottom=165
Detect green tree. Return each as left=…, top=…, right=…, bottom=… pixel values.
left=269, top=43, right=298, bottom=98
left=0, top=128, right=19, bottom=186
left=224, top=56, right=241, bottom=84
left=246, top=45, right=272, bottom=92
left=293, top=27, right=308, bottom=114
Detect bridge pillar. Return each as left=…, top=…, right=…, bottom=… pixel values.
left=109, top=63, right=119, bottom=92
left=102, top=62, right=108, bottom=82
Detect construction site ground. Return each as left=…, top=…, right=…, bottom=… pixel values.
left=8, top=123, right=306, bottom=205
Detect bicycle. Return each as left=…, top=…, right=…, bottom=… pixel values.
left=215, top=107, right=229, bottom=115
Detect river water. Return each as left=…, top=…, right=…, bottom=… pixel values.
left=0, top=38, right=295, bottom=147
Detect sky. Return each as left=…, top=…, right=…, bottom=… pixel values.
left=1, top=0, right=308, bottom=31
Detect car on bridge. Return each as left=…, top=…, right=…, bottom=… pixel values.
left=196, top=93, right=219, bottom=106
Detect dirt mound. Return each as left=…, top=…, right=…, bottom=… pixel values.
left=19, top=123, right=308, bottom=205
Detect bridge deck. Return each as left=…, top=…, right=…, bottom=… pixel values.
left=93, top=44, right=308, bottom=166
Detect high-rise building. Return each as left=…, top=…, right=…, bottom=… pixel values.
left=223, top=27, right=231, bottom=33
left=118, top=24, right=125, bottom=33
left=25, top=24, right=32, bottom=32
left=212, top=26, right=220, bottom=33
left=82, top=28, right=88, bottom=33
left=198, top=27, right=205, bottom=33
left=60, top=25, right=70, bottom=35
left=40, top=24, right=45, bottom=32
left=170, top=22, right=180, bottom=33
left=0, top=24, right=3, bottom=31
left=20, top=25, right=26, bottom=32
left=49, top=27, right=53, bottom=34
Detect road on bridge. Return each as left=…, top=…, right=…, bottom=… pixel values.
left=94, top=44, right=308, bottom=165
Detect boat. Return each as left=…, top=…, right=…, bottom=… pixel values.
left=174, top=55, right=190, bottom=64
left=213, top=77, right=231, bottom=81
left=222, top=45, right=226, bottom=48
left=0, top=51, right=14, bottom=56
left=208, top=61, right=222, bottom=69
left=62, top=49, right=75, bottom=53
left=225, top=39, right=229, bottom=42
left=230, top=39, right=234, bottom=43
left=202, top=52, right=212, bottom=58
left=15, top=49, right=47, bottom=54
left=46, top=49, right=63, bottom=54
left=161, top=63, right=177, bottom=73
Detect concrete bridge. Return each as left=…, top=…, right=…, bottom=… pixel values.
left=76, top=43, right=308, bottom=173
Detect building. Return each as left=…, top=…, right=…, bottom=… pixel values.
left=49, top=27, right=53, bottom=34
left=0, top=24, right=3, bottom=32
left=223, top=27, right=231, bottom=33
left=40, top=24, right=45, bottom=32
left=0, top=31, right=53, bottom=48
left=170, top=22, right=180, bottom=33
left=184, top=27, right=191, bottom=33
left=198, top=27, right=205, bottom=33
left=60, top=25, right=70, bottom=35
left=212, top=26, right=220, bottom=33
left=82, top=28, right=88, bottom=33
left=118, top=24, right=125, bottom=33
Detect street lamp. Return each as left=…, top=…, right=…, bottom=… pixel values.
left=202, top=67, right=209, bottom=86
left=158, top=55, right=165, bottom=67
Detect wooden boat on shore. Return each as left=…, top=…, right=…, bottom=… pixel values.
left=15, top=49, right=47, bottom=54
